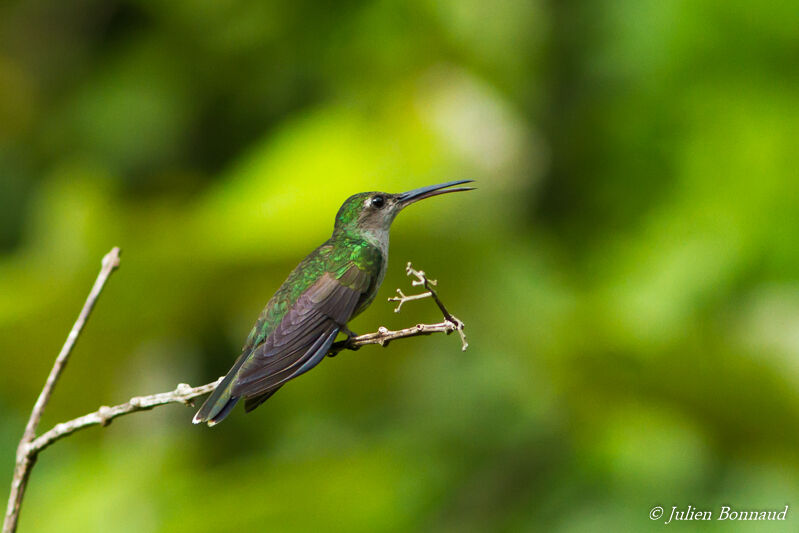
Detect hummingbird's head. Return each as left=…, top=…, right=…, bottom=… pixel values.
left=333, top=180, right=475, bottom=241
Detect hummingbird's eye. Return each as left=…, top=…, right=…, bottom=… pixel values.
left=371, top=196, right=385, bottom=209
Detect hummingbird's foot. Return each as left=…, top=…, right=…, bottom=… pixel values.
left=341, top=325, right=359, bottom=339
left=328, top=326, right=360, bottom=357
left=344, top=327, right=362, bottom=352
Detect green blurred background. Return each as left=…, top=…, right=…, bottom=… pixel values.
left=1, top=0, right=798, bottom=531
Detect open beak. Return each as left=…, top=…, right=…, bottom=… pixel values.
left=397, top=180, right=476, bottom=207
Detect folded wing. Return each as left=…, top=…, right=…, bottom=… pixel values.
left=232, top=264, right=371, bottom=403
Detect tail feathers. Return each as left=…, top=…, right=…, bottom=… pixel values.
left=193, top=371, right=240, bottom=427
left=204, top=395, right=240, bottom=427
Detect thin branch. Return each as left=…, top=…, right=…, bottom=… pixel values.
left=402, top=262, right=467, bottom=350
left=4, top=257, right=467, bottom=533
left=328, top=321, right=462, bottom=356
left=4, top=247, right=121, bottom=533
left=30, top=380, right=222, bottom=455
left=23, top=248, right=121, bottom=443
left=337, top=262, right=468, bottom=353
left=404, top=263, right=458, bottom=325
left=388, top=288, right=433, bottom=313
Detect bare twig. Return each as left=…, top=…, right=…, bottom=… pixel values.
left=344, top=262, right=468, bottom=352
left=29, top=380, right=222, bottom=454
left=4, top=247, right=121, bottom=533
left=388, top=288, right=433, bottom=312
left=4, top=257, right=466, bottom=532
left=404, top=263, right=458, bottom=325
left=328, top=321, right=463, bottom=356
left=403, top=262, right=467, bottom=350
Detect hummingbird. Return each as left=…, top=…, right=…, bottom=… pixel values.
left=193, top=180, right=474, bottom=426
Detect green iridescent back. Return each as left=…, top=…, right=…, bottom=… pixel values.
left=242, top=233, right=383, bottom=353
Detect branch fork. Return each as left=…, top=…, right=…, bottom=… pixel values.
left=4, top=247, right=121, bottom=533
left=388, top=262, right=468, bottom=351
left=329, top=262, right=468, bottom=355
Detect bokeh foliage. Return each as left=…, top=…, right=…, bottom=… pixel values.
left=1, top=0, right=798, bottom=531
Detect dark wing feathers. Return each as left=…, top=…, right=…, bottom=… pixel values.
left=194, top=243, right=382, bottom=425
left=231, top=265, right=370, bottom=400
left=244, top=388, right=280, bottom=413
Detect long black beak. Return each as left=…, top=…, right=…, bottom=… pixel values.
left=397, top=180, right=475, bottom=207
